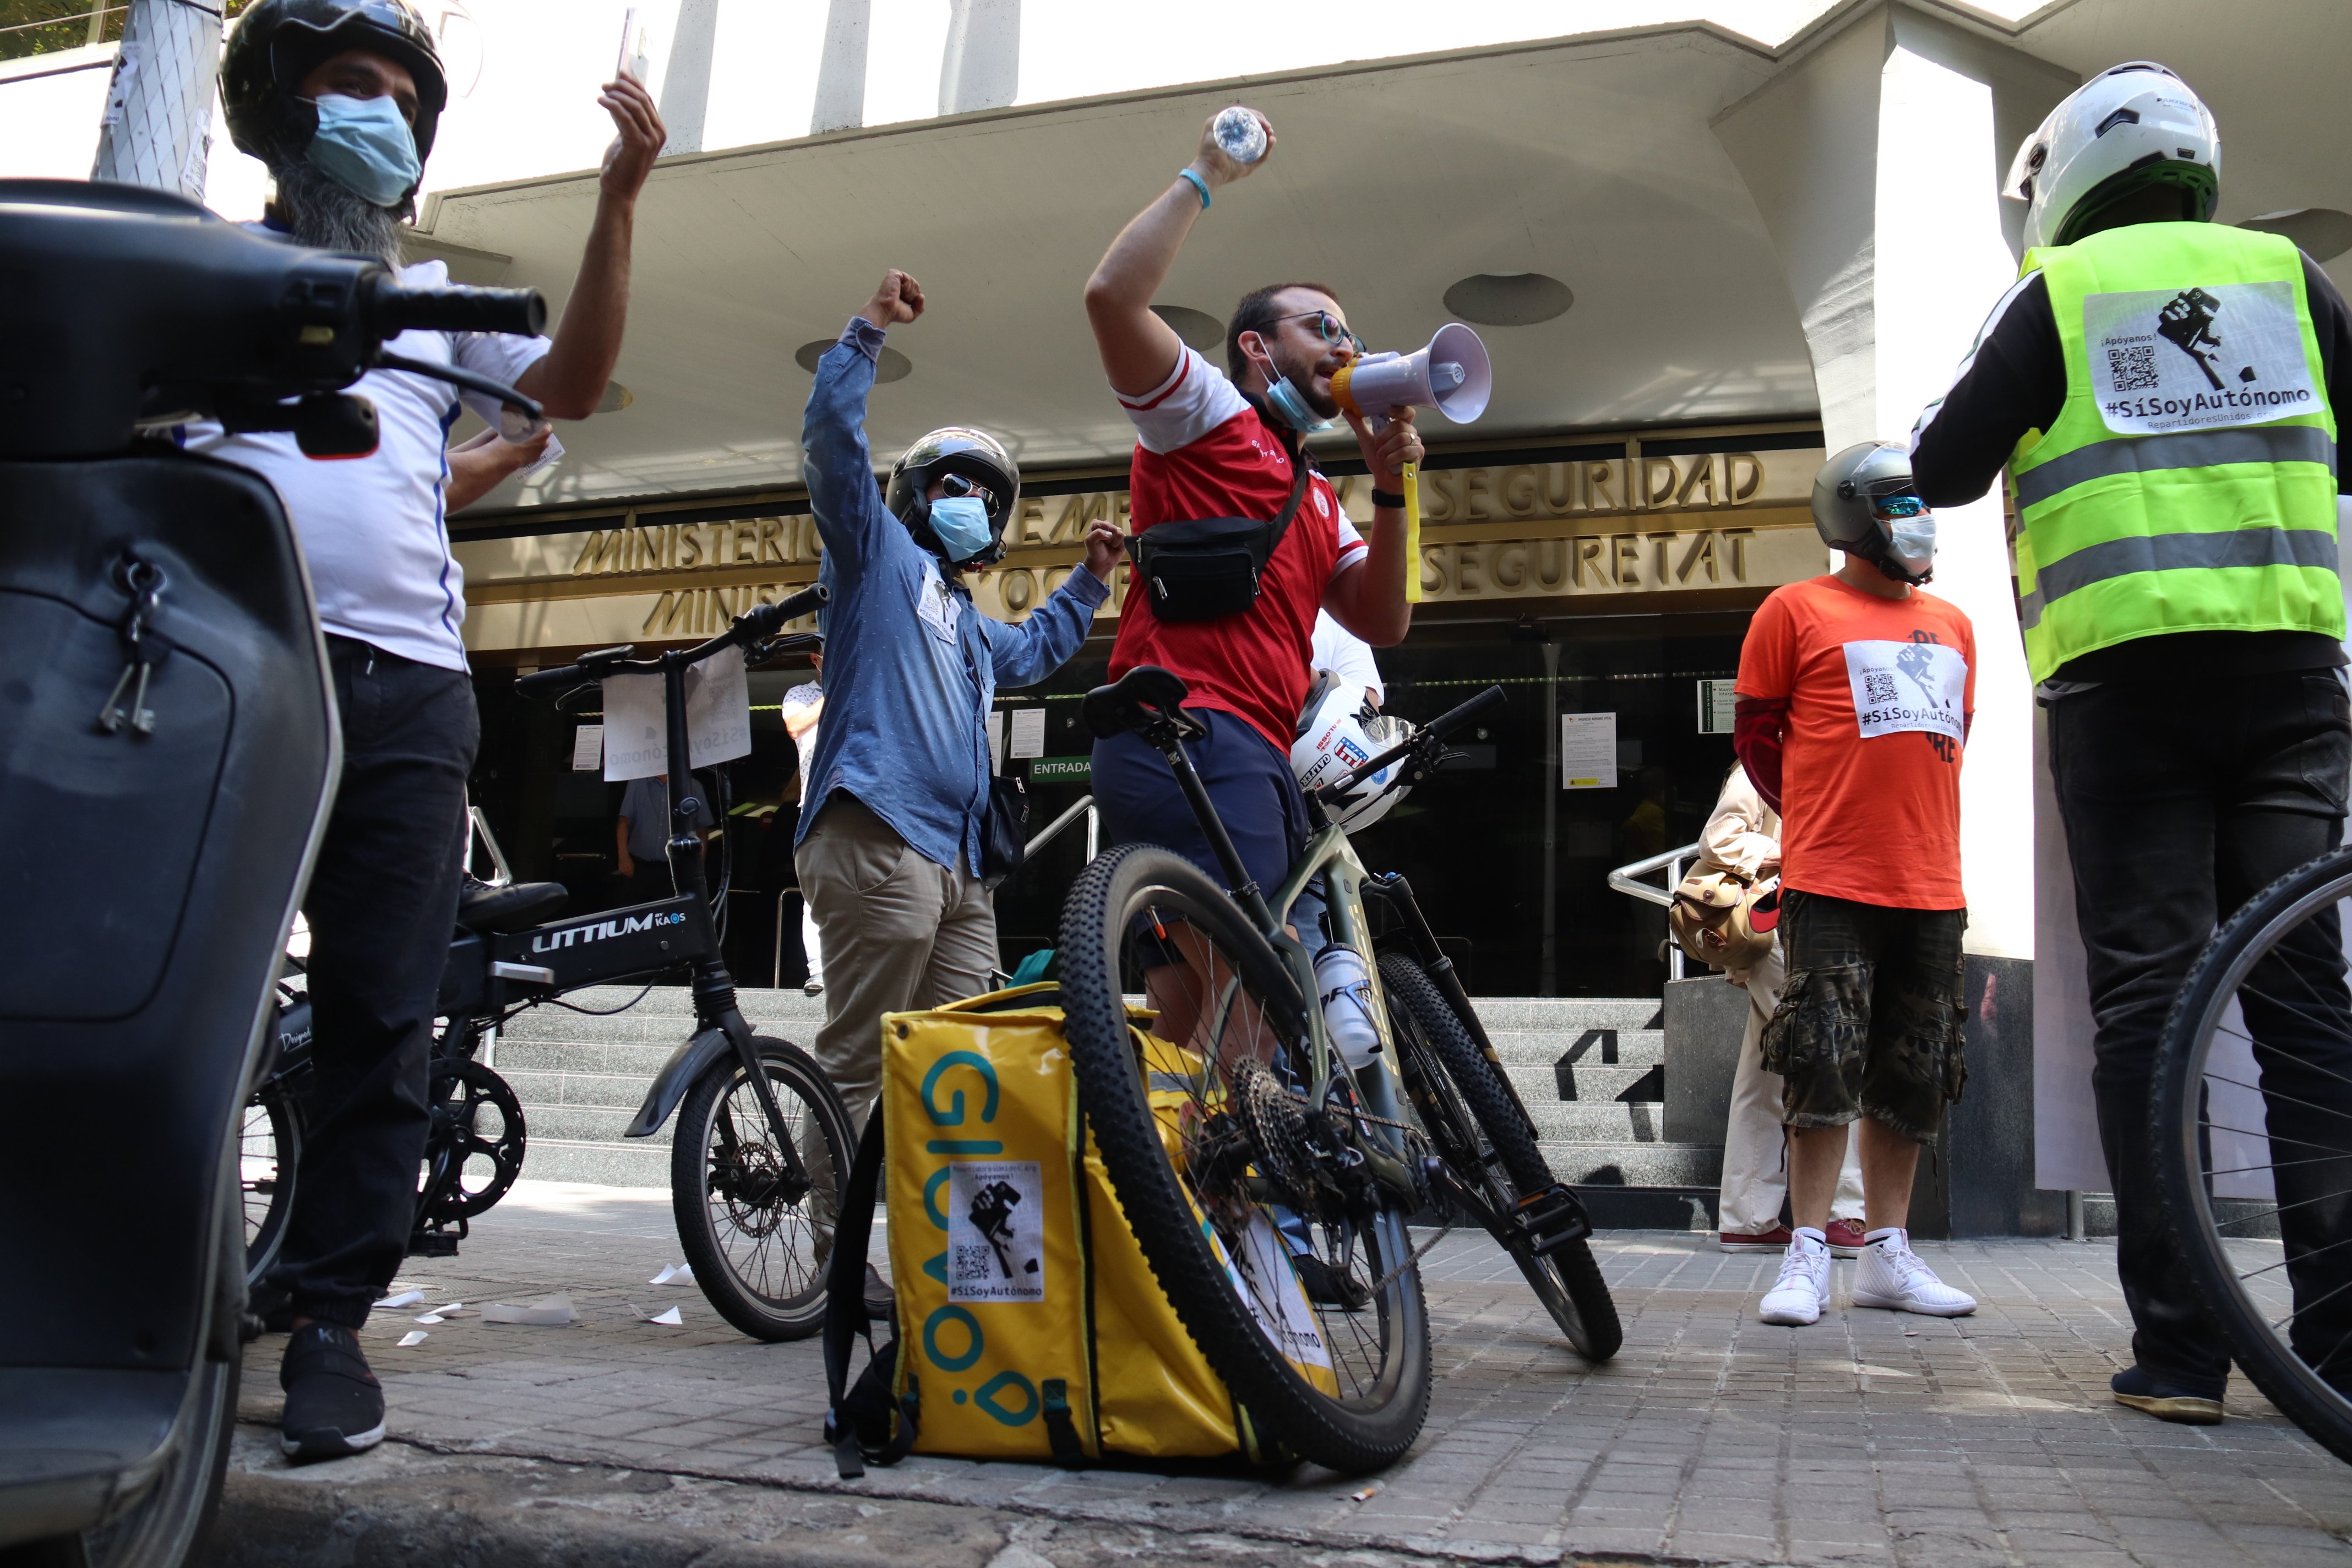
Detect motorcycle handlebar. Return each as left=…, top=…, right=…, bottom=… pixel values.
left=371, top=280, right=547, bottom=339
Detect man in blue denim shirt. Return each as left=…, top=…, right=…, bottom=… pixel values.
left=797, top=269, right=1119, bottom=1136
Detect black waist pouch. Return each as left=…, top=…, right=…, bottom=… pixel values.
left=1126, top=460, right=1310, bottom=623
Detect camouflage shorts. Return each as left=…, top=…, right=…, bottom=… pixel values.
left=1758, top=890, right=1968, bottom=1144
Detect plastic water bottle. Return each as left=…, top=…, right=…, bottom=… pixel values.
left=1315, top=945, right=1384, bottom=1070
left=1212, top=106, right=1267, bottom=166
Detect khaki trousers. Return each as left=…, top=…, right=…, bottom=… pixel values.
left=796, top=795, right=996, bottom=1132
left=1717, top=943, right=1865, bottom=1235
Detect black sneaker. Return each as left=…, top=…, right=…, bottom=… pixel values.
left=280, top=1324, right=387, bottom=1462
left=2111, top=1364, right=2224, bottom=1425
left=863, top=1264, right=895, bottom=1323
left=1293, top=1254, right=1371, bottom=1311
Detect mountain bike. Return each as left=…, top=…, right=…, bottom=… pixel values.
left=244, top=587, right=856, bottom=1344
left=2153, top=842, right=2352, bottom=1459
left=1055, top=666, right=1615, bottom=1474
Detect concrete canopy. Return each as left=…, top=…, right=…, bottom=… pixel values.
left=422, top=23, right=1817, bottom=512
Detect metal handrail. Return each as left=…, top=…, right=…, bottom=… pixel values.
left=1608, top=840, right=1703, bottom=983
left=1024, top=793, right=1097, bottom=861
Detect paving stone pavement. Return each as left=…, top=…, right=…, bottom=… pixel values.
left=216, top=1180, right=2352, bottom=1567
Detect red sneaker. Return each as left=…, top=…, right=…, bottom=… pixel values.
left=1823, top=1219, right=1866, bottom=1257
left=1719, top=1226, right=1793, bottom=1253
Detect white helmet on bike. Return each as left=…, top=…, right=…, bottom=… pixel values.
left=1292, top=674, right=1415, bottom=832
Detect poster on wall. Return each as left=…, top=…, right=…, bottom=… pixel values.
left=570, top=723, right=604, bottom=772
left=1695, top=679, right=1737, bottom=734
left=1009, top=706, right=1047, bottom=759
left=1560, top=713, right=1617, bottom=790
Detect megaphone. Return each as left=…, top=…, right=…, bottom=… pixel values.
left=1329, top=322, right=1492, bottom=426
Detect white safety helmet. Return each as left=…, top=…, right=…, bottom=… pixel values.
left=2006, top=62, right=2220, bottom=252
left=1292, top=674, right=1415, bottom=833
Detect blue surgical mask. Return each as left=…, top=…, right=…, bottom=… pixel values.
left=928, top=495, right=995, bottom=563
left=305, top=94, right=422, bottom=208
left=1262, top=374, right=1334, bottom=433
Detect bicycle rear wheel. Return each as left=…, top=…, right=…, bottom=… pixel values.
left=672, top=1035, right=855, bottom=1342
left=1379, top=951, right=1621, bottom=1362
left=2154, top=842, right=2352, bottom=1460
left=242, top=1082, right=300, bottom=1286
left=1059, top=844, right=1431, bottom=1474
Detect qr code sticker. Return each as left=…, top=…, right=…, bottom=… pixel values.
left=1863, top=671, right=1898, bottom=705
left=2105, top=342, right=2160, bottom=393
left=946, top=1161, right=1046, bottom=1303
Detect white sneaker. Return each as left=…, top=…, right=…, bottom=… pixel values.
left=1758, top=1229, right=1832, bottom=1325
left=1850, top=1228, right=1976, bottom=1316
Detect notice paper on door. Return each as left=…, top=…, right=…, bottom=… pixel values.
left=601, top=646, right=753, bottom=781
left=1009, top=706, right=1047, bottom=760
left=1560, top=712, right=1618, bottom=790
left=571, top=723, right=604, bottom=771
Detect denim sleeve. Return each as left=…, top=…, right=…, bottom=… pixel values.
left=983, top=568, right=1109, bottom=689
left=801, top=318, right=891, bottom=575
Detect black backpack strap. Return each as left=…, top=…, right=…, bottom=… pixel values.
left=1041, top=1378, right=1086, bottom=1467
left=1260, top=448, right=1314, bottom=564
left=824, top=1108, right=917, bottom=1476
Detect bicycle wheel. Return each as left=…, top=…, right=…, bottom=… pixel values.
left=242, top=1082, right=301, bottom=1286
left=1379, top=951, right=1622, bottom=1363
left=1059, top=843, right=1432, bottom=1474
left=2155, top=842, right=2352, bottom=1460
left=672, top=1035, right=855, bottom=1342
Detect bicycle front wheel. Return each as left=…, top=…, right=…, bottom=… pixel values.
left=1059, top=844, right=1432, bottom=1474
left=2155, top=842, right=2352, bottom=1460
left=672, top=1035, right=854, bottom=1342
left=1379, top=951, right=1621, bottom=1362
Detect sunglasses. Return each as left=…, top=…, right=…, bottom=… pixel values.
left=939, top=472, right=995, bottom=509
left=1263, top=309, right=1365, bottom=356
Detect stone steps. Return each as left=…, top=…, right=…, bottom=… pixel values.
left=492, top=987, right=1719, bottom=1213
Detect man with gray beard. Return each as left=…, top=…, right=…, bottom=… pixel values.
left=187, top=0, right=664, bottom=1463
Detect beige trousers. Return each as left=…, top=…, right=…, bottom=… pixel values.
left=1717, top=943, right=1865, bottom=1234
left=796, top=795, right=997, bottom=1133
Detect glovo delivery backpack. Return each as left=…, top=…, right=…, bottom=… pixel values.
left=821, top=983, right=1289, bottom=1473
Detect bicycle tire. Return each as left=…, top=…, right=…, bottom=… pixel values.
left=1059, top=843, right=1431, bottom=1474
left=2154, top=842, right=2352, bottom=1461
left=672, top=1035, right=854, bottom=1343
left=242, top=1081, right=301, bottom=1287
left=1378, top=951, right=1621, bottom=1363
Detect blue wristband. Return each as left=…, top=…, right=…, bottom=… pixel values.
left=1176, top=167, right=1211, bottom=210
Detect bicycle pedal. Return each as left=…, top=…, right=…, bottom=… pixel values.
left=406, top=1228, right=462, bottom=1258
left=1510, top=1183, right=1593, bottom=1255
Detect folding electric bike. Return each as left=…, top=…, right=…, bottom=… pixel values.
left=244, top=591, right=856, bottom=1344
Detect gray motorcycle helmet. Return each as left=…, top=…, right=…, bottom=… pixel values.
left=1812, top=441, right=1931, bottom=586
left=884, top=426, right=1021, bottom=568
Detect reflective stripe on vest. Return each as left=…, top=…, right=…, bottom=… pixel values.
left=2006, top=223, right=2340, bottom=682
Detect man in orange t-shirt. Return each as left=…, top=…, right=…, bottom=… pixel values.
left=1733, top=442, right=1978, bottom=1329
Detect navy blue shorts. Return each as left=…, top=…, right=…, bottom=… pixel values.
left=1091, top=706, right=1309, bottom=903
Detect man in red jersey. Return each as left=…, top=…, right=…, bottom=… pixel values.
left=1735, top=443, right=1980, bottom=1330
left=1081, top=110, right=1419, bottom=1037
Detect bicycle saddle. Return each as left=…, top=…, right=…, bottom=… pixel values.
left=456, top=877, right=569, bottom=934
left=1081, top=665, right=1204, bottom=741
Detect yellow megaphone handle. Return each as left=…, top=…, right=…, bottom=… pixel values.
left=1402, top=461, right=1423, bottom=605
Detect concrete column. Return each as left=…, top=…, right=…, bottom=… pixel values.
left=91, top=0, right=221, bottom=198
left=811, top=0, right=869, bottom=134
left=938, top=0, right=1019, bottom=117
left=1713, top=3, right=2071, bottom=966
left=658, top=0, right=720, bottom=155
left=1716, top=4, right=2076, bottom=1235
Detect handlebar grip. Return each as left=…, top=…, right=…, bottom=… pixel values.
left=1424, top=685, right=1505, bottom=742
left=514, top=663, right=588, bottom=698
left=373, top=281, right=548, bottom=338
left=736, top=581, right=830, bottom=636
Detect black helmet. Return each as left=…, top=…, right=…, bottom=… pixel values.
left=1812, top=441, right=1934, bottom=586
left=885, top=427, right=1021, bottom=568
left=222, top=0, right=449, bottom=181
